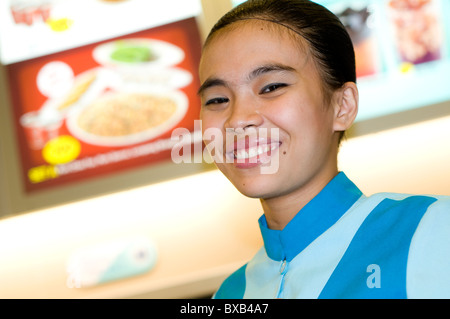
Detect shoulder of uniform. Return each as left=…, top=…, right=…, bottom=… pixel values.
left=213, top=264, right=248, bottom=299
left=407, top=195, right=450, bottom=298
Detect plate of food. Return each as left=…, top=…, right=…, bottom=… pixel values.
left=41, top=67, right=122, bottom=116
left=66, top=85, right=188, bottom=147
left=92, top=38, right=185, bottom=70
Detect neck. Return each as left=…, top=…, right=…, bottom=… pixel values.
left=260, top=166, right=339, bottom=231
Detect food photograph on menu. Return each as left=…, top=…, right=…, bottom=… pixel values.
left=2, top=0, right=202, bottom=192
left=314, top=0, right=450, bottom=121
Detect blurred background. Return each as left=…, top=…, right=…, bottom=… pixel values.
left=0, top=0, right=449, bottom=298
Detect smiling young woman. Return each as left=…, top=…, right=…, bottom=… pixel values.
left=199, top=11, right=358, bottom=230
left=198, top=0, right=450, bottom=299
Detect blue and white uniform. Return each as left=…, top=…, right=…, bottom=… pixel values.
left=214, top=172, right=450, bottom=299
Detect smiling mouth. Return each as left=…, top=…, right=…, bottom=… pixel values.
left=224, top=138, right=281, bottom=168
left=234, top=143, right=280, bottom=161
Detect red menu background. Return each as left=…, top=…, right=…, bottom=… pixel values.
left=7, top=17, right=202, bottom=192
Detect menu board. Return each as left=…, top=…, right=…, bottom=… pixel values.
left=0, top=0, right=202, bottom=64
left=232, top=0, right=450, bottom=122
left=3, top=1, right=203, bottom=192
left=318, top=0, right=450, bottom=121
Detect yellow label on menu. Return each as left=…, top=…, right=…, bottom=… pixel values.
left=47, top=18, right=73, bottom=32
left=400, top=62, right=415, bottom=74
left=42, top=135, right=81, bottom=165
left=28, top=165, right=59, bottom=184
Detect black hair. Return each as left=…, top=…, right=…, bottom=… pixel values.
left=204, top=0, right=356, bottom=102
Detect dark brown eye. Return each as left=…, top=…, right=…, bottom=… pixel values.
left=204, top=97, right=229, bottom=106
left=259, top=83, right=288, bottom=94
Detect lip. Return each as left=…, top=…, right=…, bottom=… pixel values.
left=225, top=137, right=281, bottom=168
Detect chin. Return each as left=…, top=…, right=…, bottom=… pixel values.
left=224, top=173, right=278, bottom=199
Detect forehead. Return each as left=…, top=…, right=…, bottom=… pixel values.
left=206, top=19, right=307, bottom=49
left=199, top=20, right=311, bottom=80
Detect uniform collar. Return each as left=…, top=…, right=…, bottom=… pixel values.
left=258, top=172, right=363, bottom=262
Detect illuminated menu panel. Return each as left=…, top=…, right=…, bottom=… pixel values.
left=0, top=0, right=202, bottom=65
left=4, top=1, right=203, bottom=192
left=232, top=0, right=450, bottom=122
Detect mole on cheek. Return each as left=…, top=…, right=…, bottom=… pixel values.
left=283, top=151, right=287, bottom=155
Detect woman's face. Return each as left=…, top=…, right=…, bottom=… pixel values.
left=198, top=21, right=340, bottom=200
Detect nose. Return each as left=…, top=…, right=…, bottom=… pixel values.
left=224, top=99, right=264, bottom=131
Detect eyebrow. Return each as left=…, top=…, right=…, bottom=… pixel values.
left=247, top=63, right=296, bottom=81
left=197, top=78, right=227, bottom=96
left=197, top=63, right=296, bottom=96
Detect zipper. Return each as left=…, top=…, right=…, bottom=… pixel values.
left=276, top=259, right=289, bottom=298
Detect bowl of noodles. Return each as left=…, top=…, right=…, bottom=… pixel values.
left=66, top=86, right=188, bottom=147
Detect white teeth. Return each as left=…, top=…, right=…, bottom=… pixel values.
left=234, top=144, right=278, bottom=160
left=248, top=147, right=258, bottom=158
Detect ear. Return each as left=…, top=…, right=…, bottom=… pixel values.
left=332, top=82, right=359, bottom=132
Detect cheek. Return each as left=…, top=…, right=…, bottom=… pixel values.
left=200, top=111, right=222, bottom=133
left=265, top=97, right=312, bottom=136
left=200, top=112, right=227, bottom=162
left=270, top=98, right=334, bottom=154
